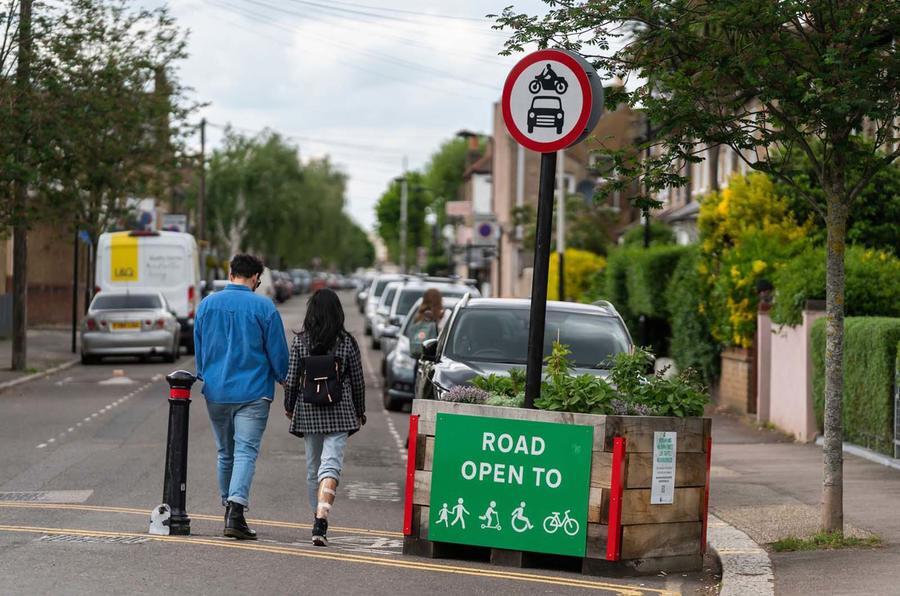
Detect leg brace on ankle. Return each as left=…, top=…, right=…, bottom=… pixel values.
left=316, top=478, right=338, bottom=519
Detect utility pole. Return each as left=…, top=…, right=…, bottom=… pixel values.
left=556, top=149, right=566, bottom=302
left=198, top=118, right=206, bottom=244
left=12, top=0, right=33, bottom=371
left=71, top=230, right=78, bottom=354
left=399, top=156, right=408, bottom=273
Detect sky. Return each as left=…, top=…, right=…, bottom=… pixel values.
left=150, top=0, right=549, bottom=230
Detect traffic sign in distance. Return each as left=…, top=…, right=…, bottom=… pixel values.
left=501, top=49, right=604, bottom=154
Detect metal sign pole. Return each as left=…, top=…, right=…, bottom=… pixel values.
left=524, top=151, right=558, bottom=409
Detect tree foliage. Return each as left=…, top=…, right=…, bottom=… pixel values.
left=200, top=129, right=372, bottom=272
left=495, top=0, right=898, bottom=532
left=1, top=0, right=193, bottom=236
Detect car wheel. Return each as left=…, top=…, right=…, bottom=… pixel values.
left=528, top=124, right=534, bottom=133
left=364, top=325, right=372, bottom=336
left=383, top=387, right=401, bottom=411
left=371, top=337, right=381, bottom=350
left=556, top=125, right=563, bottom=134
left=80, top=352, right=97, bottom=365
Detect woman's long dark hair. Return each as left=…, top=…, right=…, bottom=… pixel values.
left=302, top=289, right=346, bottom=354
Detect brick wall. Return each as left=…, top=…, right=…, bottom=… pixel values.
left=719, top=347, right=756, bottom=414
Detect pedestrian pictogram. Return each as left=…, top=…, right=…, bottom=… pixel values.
left=501, top=48, right=603, bottom=154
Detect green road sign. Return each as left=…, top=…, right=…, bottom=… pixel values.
left=428, top=413, right=593, bottom=557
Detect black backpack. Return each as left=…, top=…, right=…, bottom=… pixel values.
left=300, top=352, right=343, bottom=406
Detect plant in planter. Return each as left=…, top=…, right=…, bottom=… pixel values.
left=454, top=341, right=709, bottom=417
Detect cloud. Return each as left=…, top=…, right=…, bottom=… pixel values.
left=156, top=0, right=547, bottom=229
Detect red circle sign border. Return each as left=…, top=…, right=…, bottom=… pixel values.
left=501, top=49, right=594, bottom=154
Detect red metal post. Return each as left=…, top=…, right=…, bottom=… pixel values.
left=403, top=414, right=420, bottom=536
left=701, top=435, right=713, bottom=554
left=605, top=436, right=626, bottom=561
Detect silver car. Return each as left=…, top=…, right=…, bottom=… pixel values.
left=81, top=292, right=181, bottom=364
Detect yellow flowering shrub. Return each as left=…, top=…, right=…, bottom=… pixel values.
left=548, top=248, right=607, bottom=302
left=698, top=173, right=809, bottom=347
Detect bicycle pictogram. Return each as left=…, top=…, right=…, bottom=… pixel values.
left=542, top=509, right=580, bottom=536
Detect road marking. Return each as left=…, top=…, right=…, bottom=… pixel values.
left=384, top=412, right=407, bottom=458
left=0, top=502, right=403, bottom=538
left=0, top=491, right=93, bottom=504
left=35, top=377, right=158, bottom=449
left=0, top=524, right=675, bottom=594
left=55, top=376, right=74, bottom=386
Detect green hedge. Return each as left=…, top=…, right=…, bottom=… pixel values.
left=626, top=245, right=691, bottom=319
left=772, top=245, right=900, bottom=326
left=666, top=246, right=721, bottom=383
left=811, top=317, right=900, bottom=455
left=602, top=247, right=637, bottom=330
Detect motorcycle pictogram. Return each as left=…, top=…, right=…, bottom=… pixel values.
left=529, top=64, right=569, bottom=95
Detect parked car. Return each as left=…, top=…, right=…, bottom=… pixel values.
left=374, top=279, right=481, bottom=353
left=95, top=230, right=200, bottom=353
left=272, top=270, right=294, bottom=303
left=309, top=273, right=329, bottom=293
left=356, top=271, right=377, bottom=313
left=415, top=298, right=633, bottom=401
left=289, top=268, right=311, bottom=294
left=382, top=297, right=457, bottom=411
left=210, top=279, right=229, bottom=293
left=362, top=273, right=407, bottom=336
left=257, top=268, right=277, bottom=302
left=81, top=291, right=181, bottom=364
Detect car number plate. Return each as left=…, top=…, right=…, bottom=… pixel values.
left=111, top=321, right=141, bottom=330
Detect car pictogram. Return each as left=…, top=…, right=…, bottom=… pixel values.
left=527, top=96, right=564, bottom=134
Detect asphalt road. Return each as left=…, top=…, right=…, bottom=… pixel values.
left=0, top=292, right=712, bottom=595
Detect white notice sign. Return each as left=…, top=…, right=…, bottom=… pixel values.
left=651, top=431, right=677, bottom=505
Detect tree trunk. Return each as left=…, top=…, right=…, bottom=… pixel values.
left=11, top=0, right=32, bottom=372
left=821, top=188, right=848, bottom=534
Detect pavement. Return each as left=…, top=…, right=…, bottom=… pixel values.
left=0, top=292, right=716, bottom=595
left=709, top=412, right=900, bottom=595
left=0, top=327, right=80, bottom=386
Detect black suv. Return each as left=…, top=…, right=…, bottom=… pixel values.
left=415, top=298, right=632, bottom=401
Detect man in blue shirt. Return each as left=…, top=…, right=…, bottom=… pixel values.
left=194, top=254, right=289, bottom=540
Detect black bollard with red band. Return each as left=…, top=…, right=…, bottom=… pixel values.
left=162, top=370, right=196, bottom=535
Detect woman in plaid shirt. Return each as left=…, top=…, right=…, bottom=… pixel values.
left=284, top=289, right=366, bottom=546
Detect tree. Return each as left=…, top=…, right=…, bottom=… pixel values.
left=496, top=0, right=898, bottom=533
left=0, top=0, right=192, bottom=369
left=200, top=129, right=372, bottom=271
left=374, top=171, right=431, bottom=266
left=775, top=145, right=900, bottom=254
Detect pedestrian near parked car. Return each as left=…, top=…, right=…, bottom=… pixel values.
left=194, top=254, right=290, bottom=541
left=284, top=288, right=366, bottom=546
left=408, top=288, right=443, bottom=358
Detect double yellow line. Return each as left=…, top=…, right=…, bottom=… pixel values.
left=0, top=503, right=678, bottom=595
left=0, top=501, right=401, bottom=538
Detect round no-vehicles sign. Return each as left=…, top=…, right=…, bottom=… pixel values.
left=501, top=48, right=604, bottom=153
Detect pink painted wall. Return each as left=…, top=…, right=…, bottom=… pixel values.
left=767, top=310, right=825, bottom=442
left=756, top=310, right=772, bottom=424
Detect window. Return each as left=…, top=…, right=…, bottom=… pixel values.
left=446, top=308, right=630, bottom=368
left=92, top=294, right=161, bottom=310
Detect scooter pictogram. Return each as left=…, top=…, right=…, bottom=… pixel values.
left=529, top=64, right=568, bottom=95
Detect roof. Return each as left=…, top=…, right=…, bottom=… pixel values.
left=460, top=298, right=620, bottom=317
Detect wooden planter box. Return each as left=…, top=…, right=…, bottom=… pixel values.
left=403, top=400, right=712, bottom=576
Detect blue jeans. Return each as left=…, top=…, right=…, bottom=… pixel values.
left=304, top=432, right=349, bottom=513
left=206, top=398, right=271, bottom=507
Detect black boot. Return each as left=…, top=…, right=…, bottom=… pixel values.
left=224, top=501, right=257, bottom=540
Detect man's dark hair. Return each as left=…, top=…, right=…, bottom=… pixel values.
left=230, top=254, right=264, bottom=279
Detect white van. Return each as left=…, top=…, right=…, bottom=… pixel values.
left=95, top=231, right=201, bottom=352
